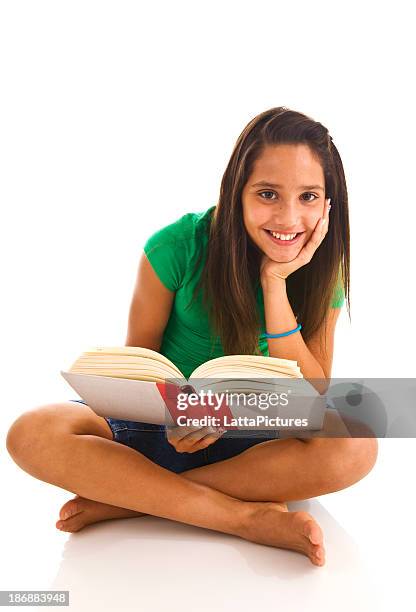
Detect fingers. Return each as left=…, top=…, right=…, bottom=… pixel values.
left=317, top=197, right=330, bottom=240
left=182, top=426, right=219, bottom=444
left=167, top=425, right=215, bottom=441
left=299, top=198, right=331, bottom=263
left=171, top=435, right=218, bottom=453
left=317, top=197, right=331, bottom=237
left=166, top=425, right=220, bottom=453
left=322, top=197, right=331, bottom=229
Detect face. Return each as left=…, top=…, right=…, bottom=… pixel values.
left=241, top=144, right=326, bottom=262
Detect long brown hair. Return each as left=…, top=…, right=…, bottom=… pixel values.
left=191, top=106, right=350, bottom=357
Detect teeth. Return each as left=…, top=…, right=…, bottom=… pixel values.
left=268, top=230, right=297, bottom=240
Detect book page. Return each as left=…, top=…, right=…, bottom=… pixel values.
left=61, top=371, right=177, bottom=423
left=80, top=346, right=183, bottom=375
left=190, top=354, right=302, bottom=379
left=68, top=346, right=184, bottom=381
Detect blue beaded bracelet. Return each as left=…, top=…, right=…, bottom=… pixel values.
left=261, top=323, right=302, bottom=339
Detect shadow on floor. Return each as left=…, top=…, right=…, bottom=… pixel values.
left=50, top=499, right=380, bottom=612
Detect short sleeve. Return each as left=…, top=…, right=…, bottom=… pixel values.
left=143, top=224, right=189, bottom=292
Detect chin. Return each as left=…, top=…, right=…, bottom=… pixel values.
left=266, top=241, right=303, bottom=260
left=268, top=252, right=298, bottom=263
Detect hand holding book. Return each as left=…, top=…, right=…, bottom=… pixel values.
left=165, top=382, right=225, bottom=452
left=166, top=424, right=223, bottom=453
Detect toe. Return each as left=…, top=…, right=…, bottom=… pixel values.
left=275, top=502, right=288, bottom=512
left=302, top=517, right=323, bottom=546
left=56, top=515, right=84, bottom=533
left=64, top=517, right=83, bottom=533
left=310, top=543, right=325, bottom=565
left=59, top=496, right=82, bottom=521
left=56, top=520, right=71, bottom=532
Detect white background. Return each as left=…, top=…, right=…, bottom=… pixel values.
left=1, top=1, right=415, bottom=611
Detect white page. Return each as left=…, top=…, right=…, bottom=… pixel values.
left=61, top=371, right=175, bottom=424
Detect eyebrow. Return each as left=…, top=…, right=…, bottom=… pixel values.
left=251, top=181, right=324, bottom=191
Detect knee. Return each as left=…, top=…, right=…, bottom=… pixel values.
left=349, top=435, right=378, bottom=478
left=6, top=407, right=53, bottom=464
left=312, top=435, right=378, bottom=491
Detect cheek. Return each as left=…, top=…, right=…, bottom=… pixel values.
left=244, top=205, right=268, bottom=229
left=305, top=212, right=321, bottom=231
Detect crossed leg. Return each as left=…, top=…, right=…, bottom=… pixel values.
left=55, top=407, right=377, bottom=535
left=6, top=402, right=377, bottom=567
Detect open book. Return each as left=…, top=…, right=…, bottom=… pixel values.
left=61, top=346, right=327, bottom=431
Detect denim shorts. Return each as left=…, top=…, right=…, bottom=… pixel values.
left=69, top=399, right=279, bottom=474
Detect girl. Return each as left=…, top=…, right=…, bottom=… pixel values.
left=6, top=107, right=377, bottom=567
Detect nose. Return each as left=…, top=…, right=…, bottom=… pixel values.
left=269, top=200, right=300, bottom=230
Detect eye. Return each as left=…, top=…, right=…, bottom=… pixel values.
left=258, top=191, right=276, bottom=200
left=301, top=192, right=319, bottom=202
left=258, top=191, right=319, bottom=203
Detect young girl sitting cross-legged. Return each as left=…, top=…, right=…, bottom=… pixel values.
left=6, top=106, right=378, bottom=567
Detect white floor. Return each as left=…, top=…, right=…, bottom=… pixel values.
left=1, top=437, right=414, bottom=612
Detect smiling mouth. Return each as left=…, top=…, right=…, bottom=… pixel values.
left=263, top=229, right=305, bottom=245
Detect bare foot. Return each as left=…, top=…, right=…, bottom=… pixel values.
left=56, top=496, right=288, bottom=533
left=56, top=495, right=147, bottom=533
left=240, top=502, right=325, bottom=566
left=55, top=497, right=321, bottom=565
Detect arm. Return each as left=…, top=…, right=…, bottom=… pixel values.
left=260, top=198, right=337, bottom=394
left=128, top=252, right=220, bottom=452
left=261, top=276, right=340, bottom=394
left=125, top=251, right=175, bottom=351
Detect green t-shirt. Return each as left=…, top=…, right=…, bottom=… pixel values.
left=143, top=205, right=345, bottom=379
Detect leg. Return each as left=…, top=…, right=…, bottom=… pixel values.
left=183, top=409, right=378, bottom=502
left=5, top=402, right=245, bottom=533
left=6, top=402, right=326, bottom=566
left=58, top=408, right=377, bottom=529
left=91, top=408, right=371, bottom=504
